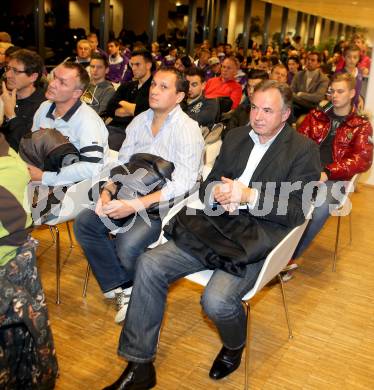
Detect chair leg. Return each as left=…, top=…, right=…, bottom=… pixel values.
left=277, top=274, right=293, bottom=339
left=332, top=216, right=341, bottom=272
left=243, top=301, right=251, bottom=390
left=82, top=263, right=91, bottom=297
left=48, top=225, right=56, bottom=243
left=66, top=221, right=74, bottom=248
left=52, top=226, right=61, bottom=304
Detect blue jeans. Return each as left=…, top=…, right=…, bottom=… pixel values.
left=293, top=180, right=345, bottom=258
left=73, top=208, right=161, bottom=292
left=118, top=240, right=265, bottom=363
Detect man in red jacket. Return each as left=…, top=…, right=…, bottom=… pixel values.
left=204, top=56, right=242, bottom=109
left=293, top=72, right=373, bottom=261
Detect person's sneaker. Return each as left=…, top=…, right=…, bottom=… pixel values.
left=103, top=289, right=117, bottom=299
left=114, top=287, right=133, bottom=323
left=280, top=262, right=298, bottom=282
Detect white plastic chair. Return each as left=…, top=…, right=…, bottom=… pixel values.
left=331, top=174, right=359, bottom=271
left=30, top=178, right=95, bottom=303
left=185, top=206, right=313, bottom=390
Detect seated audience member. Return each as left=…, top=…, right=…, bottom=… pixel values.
left=0, top=133, right=58, bottom=389
left=163, top=46, right=178, bottom=67
left=287, top=56, right=301, bottom=85
left=336, top=34, right=371, bottom=77
left=195, top=48, right=212, bottom=79
left=64, top=39, right=92, bottom=68
left=0, top=49, right=45, bottom=151
left=107, top=39, right=129, bottom=84
left=291, top=73, right=373, bottom=270
left=103, top=80, right=320, bottom=389
left=87, top=32, right=107, bottom=57
left=174, top=55, right=193, bottom=73
left=208, top=56, right=221, bottom=78
left=151, top=41, right=163, bottom=64
left=74, top=67, right=204, bottom=324
left=0, top=42, right=13, bottom=77
left=257, top=56, right=271, bottom=73
left=291, top=51, right=329, bottom=118
left=82, top=53, right=115, bottom=116
left=27, top=62, right=109, bottom=185
left=270, top=63, right=288, bottom=83
left=204, top=56, right=243, bottom=109
left=182, top=67, right=219, bottom=129
left=335, top=44, right=364, bottom=109
left=226, top=69, right=269, bottom=132
left=105, top=50, right=153, bottom=151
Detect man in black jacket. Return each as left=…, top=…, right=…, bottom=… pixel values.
left=0, top=49, right=45, bottom=151
left=102, top=81, right=321, bottom=389
left=182, top=67, right=219, bottom=129
left=106, top=49, right=153, bottom=150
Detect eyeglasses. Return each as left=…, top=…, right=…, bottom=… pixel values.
left=4, top=66, right=28, bottom=75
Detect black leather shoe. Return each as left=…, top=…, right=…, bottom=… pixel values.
left=209, top=345, right=244, bottom=380
left=102, top=362, right=156, bottom=389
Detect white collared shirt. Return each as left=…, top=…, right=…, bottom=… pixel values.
left=237, top=127, right=284, bottom=208
left=118, top=105, right=205, bottom=200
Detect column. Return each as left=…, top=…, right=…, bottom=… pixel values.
left=320, top=18, right=326, bottom=42
left=34, top=0, right=45, bottom=58
left=99, top=0, right=110, bottom=50
left=148, top=0, right=159, bottom=44
left=329, top=20, right=335, bottom=37
left=263, top=2, right=272, bottom=53
left=280, top=7, right=289, bottom=45
left=216, top=0, right=227, bottom=44
left=186, top=0, right=197, bottom=55
left=337, top=23, right=343, bottom=40
left=295, top=11, right=303, bottom=36
left=242, top=0, right=253, bottom=51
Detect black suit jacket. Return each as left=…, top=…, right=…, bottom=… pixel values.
left=167, top=124, right=321, bottom=276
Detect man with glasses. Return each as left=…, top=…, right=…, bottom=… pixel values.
left=105, top=49, right=153, bottom=150
left=27, top=62, right=109, bottom=185
left=0, top=49, right=45, bottom=151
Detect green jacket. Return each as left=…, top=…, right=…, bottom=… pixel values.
left=0, top=133, right=32, bottom=265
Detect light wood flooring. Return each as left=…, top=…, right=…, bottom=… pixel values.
left=33, top=185, right=374, bottom=390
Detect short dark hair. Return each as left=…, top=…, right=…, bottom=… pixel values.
left=107, top=39, right=120, bottom=46
left=185, top=67, right=205, bottom=83
left=9, top=49, right=44, bottom=82
left=61, top=62, right=90, bottom=91
left=308, top=51, right=322, bottom=63
left=156, top=67, right=189, bottom=94
left=5, top=45, right=20, bottom=57
left=90, top=53, right=109, bottom=68
left=253, top=80, right=293, bottom=110
left=131, top=49, right=153, bottom=64
left=247, top=69, right=269, bottom=81
left=178, top=55, right=193, bottom=70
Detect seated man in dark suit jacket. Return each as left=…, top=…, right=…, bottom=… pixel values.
left=102, top=80, right=321, bottom=389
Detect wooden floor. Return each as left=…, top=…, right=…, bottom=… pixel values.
left=33, top=185, right=374, bottom=390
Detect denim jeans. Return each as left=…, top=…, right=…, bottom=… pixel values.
left=73, top=208, right=161, bottom=292
left=118, top=240, right=265, bottom=363
left=293, top=180, right=345, bottom=258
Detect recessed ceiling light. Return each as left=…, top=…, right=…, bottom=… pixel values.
left=352, top=1, right=358, bottom=4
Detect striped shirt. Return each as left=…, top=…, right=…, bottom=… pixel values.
left=32, top=100, right=109, bottom=185
left=118, top=105, right=204, bottom=200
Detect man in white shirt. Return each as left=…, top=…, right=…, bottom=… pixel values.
left=103, top=80, right=321, bottom=389
left=74, top=67, right=204, bottom=323
left=28, top=62, right=109, bottom=185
